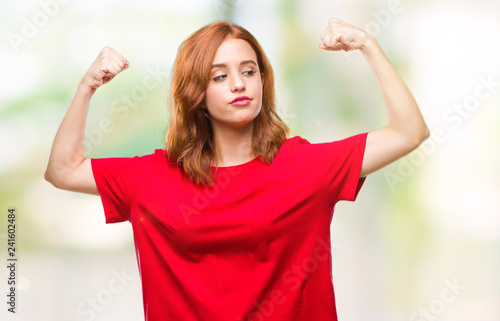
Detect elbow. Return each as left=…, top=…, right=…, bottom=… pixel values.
left=44, top=167, right=52, bottom=183
left=409, top=125, right=430, bottom=150
left=44, top=168, right=63, bottom=189
left=420, top=125, right=431, bottom=142
left=44, top=169, right=57, bottom=187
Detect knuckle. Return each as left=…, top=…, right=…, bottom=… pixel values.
left=329, top=18, right=341, bottom=26
left=101, top=47, right=114, bottom=58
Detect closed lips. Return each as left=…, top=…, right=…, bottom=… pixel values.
left=231, top=96, right=251, bottom=103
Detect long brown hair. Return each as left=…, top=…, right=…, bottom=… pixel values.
left=165, top=21, right=289, bottom=187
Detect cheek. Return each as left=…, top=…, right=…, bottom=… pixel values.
left=255, top=77, right=264, bottom=94
left=204, top=87, right=219, bottom=108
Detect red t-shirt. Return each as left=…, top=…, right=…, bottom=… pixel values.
left=91, top=133, right=368, bottom=321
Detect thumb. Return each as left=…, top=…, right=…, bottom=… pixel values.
left=91, top=68, right=108, bottom=88
left=97, top=68, right=107, bottom=78
left=319, top=43, right=333, bottom=50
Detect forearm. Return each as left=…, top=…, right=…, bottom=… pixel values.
left=44, top=81, right=95, bottom=184
left=361, top=36, right=429, bottom=144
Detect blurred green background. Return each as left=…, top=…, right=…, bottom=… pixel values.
left=1, top=0, right=499, bottom=320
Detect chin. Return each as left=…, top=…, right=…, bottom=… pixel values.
left=223, top=117, right=257, bottom=129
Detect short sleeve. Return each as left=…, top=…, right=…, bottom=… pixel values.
left=298, top=132, right=368, bottom=203
left=91, top=152, right=156, bottom=223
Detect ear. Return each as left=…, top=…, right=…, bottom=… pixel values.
left=261, top=72, right=264, bottom=86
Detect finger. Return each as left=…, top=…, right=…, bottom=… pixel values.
left=108, top=54, right=123, bottom=69
left=113, top=54, right=128, bottom=69
left=99, top=66, right=114, bottom=77
left=96, top=68, right=108, bottom=80
left=96, top=62, right=125, bottom=84
left=106, top=58, right=125, bottom=75
left=113, top=56, right=129, bottom=71
left=322, top=35, right=344, bottom=50
left=108, top=47, right=124, bottom=61
left=99, top=67, right=118, bottom=82
left=319, top=43, right=343, bottom=51
left=102, top=71, right=115, bottom=82
left=109, top=61, right=123, bottom=74
left=106, top=48, right=128, bottom=70
left=320, top=43, right=335, bottom=50
left=122, top=58, right=129, bottom=69
left=113, top=51, right=129, bottom=69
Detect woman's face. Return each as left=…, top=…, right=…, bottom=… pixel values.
left=204, top=38, right=263, bottom=131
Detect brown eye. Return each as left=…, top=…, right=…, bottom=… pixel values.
left=213, top=74, right=227, bottom=81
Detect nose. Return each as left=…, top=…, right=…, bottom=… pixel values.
left=230, top=72, right=245, bottom=92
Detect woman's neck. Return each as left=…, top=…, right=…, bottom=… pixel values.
left=211, top=122, right=255, bottom=167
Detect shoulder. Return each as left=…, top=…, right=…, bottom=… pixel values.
left=153, top=148, right=167, bottom=159
left=151, top=148, right=178, bottom=167
left=279, top=133, right=368, bottom=160
left=140, top=148, right=170, bottom=162
left=288, top=133, right=368, bottom=149
left=270, top=136, right=311, bottom=164
left=121, top=148, right=168, bottom=165
left=95, top=148, right=172, bottom=168
left=281, top=135, right=311, bottom=149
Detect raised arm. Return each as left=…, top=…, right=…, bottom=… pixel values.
left=319, top=18, right=430, bottom=178
left=44, top=47, right=129, bottom=195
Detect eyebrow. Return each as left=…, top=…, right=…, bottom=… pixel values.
left=211, top=60, right=257, bottom=69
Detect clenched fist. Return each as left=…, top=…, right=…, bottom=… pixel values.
left=80, top=46, right=129, bottom=90
left=319, top=18, right=373, bottom=52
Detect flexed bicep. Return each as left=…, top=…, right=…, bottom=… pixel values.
left=360, top=127, right=423, bottom=178
left=50, top=158, right=99, bottom=196
left=44, top=46, right=130, bottom=195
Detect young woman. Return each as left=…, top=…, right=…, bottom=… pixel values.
left=44, top=18, right=429, bottom=321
